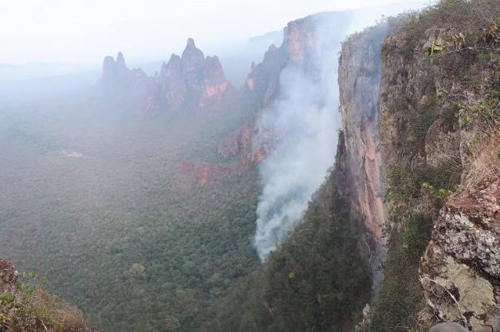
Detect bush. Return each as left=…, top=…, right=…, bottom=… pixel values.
left=369, top=214, right=433, bottom=332
left=0, top=272, right=91, bottom=332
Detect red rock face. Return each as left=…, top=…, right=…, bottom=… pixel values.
left=179, top=122, right=278, bottom=187
left=216, top=123, right=278, bottom=173
left=251, top=144, right=272, bottom=164
left=160, top=39, right=232, bottom=112
left=130, top=69, right=161, bottom=115
left=243, top=45, right=286, bottom=108
left=180, top=161, right=232, bottom=186
left=161, top=55, right=187, bottom=111
left=242, top=16, right=324, bottom=109
left=218, top=15, right=328, bottom=179
left=283, top=20, right=319, bottom=64
left=200, top=56, right=229, bottom=107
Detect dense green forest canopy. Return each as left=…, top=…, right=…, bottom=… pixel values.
left=0, top=95, right=263, bottom=331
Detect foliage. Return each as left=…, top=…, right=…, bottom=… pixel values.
left=0, top=97, right=261, bottom=332
left=369, top=213, right=432, bottom=332
left=463, top=124, right=500, bottom=188
left=389, top=0, right=500, bottom=55
left=198, top=162, right=371, bottom=332
left=372, top=2, right=500, bottom=330
left=0, top=272, right=90, bottom=332
left=375, top=161, right=460, bottom=331
left=386, top=162, right=460, bottom=204
left=456, top=90, right=500, bottom=125
left=421, top=182, right=453, bottom=201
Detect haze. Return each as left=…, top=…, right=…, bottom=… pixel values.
left=1, top=0, right=428, bottom=65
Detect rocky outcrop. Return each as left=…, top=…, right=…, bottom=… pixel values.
left=99, top=52, right=161, bottom=114
left=242, top=13, right=335, bottom=108
left=243, top=44, right=287, bottom=108
left=100, top=52, right=132, bottom=86
left=180, top=123, right=274, bottom=187
left=217, top=123, right=275, bottom=170
left=180, top=15, right=320, bottom=183
left=99, top=39, right=232, bottom=114
left=0, top=259, right=18, bottom=293
left=420, top=178, right=500, bottom=332
left=238, top=12, right=349, bottom=179
left=160, top=39, right=232, bottom=112
left=0, top=259, right=96, bottom=331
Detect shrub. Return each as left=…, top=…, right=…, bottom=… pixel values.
left=0, top=272, right=91, bottom=332
left=463, top=124, right=500, bottom=188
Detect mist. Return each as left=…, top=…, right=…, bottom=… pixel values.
left=253, top=2, right=426, bottom=261
left=0, top=0, right=427, bottom=65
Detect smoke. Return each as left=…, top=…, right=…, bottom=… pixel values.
left=253, top=19, right=341, bottom=261
left=253, top=3, right=425, bottom=261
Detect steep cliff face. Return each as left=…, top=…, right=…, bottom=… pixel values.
left=243, top=11, right=348, bottom=109
left=243, top=45, right=287, bottom=108
left=160, top=39, right=232, bottom=112
left=343, top=2, right=500, bottom=331
left=339, top=25, right=389, bottom=290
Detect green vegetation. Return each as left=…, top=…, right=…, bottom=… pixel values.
left=457, top=90, right=500, bottom=125
left=369, top=213, right=432, bottom=332
left=0, top=271, right=90, bottom=332
left=0, top=98, right=262, bottom=331
left=371, top=1, right=500, bottom=330
left=0, top=98, right=370, bottom=331
left=371, top=162, right=460, bottom=331
left=197, top=154, right=371, bottom=332
left=386, top=163, right=460, bottom=203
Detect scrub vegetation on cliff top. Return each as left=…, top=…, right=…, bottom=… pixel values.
left=370, top=0, right=500, bottom=331
left=0, top=260, right=93, bottom=332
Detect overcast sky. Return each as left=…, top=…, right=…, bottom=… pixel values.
left=0, top=0, right=428, bottom=65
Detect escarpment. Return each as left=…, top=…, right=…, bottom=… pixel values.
left=340, top=1, right=500, bottom=331
left=339, top=24, right=389, bottom=291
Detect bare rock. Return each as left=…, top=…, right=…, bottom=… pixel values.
left=420, top=179, right=500, bottom=331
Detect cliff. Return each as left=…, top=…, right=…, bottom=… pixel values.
left=339, top=24, right=389, bottom=290
left=0, top=259, right=95, bottom=332
left=337, top=1, right=500, bottom=331
left=98, top=39, right=233, bottom=114
left=190, top=12, right=344, bottom=187
left=243, top=12, right=348, bottom=108
left=379, top=3, right=500, bottom=329
left=160, top=39, right=233, bottom=112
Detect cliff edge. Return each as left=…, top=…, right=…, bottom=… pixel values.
left=0, top=259, right=95, bottom=332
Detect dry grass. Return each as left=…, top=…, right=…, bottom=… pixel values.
left=31, top=288, right=90, bottom=332
left=0, top=283, right=92, bottom=332
left=463, top=124, right=500, bottom=189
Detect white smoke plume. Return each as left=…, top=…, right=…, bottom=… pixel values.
left=253, top=3, right=425, bottom=261
left=253, top=21, right=340, bottom=261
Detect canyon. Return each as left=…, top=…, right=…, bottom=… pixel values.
left=2, top=1, right=500, bottom=331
